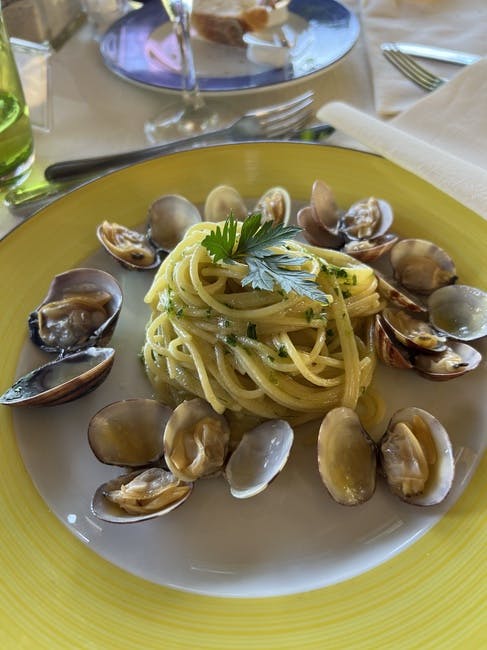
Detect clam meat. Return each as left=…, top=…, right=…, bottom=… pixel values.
left=339, top=197, right=393, bottom=241
left=381, top=307, right=447, bottom=352
left=380, top=407, right=454, bottom=506
left=164, top=398, right=230, bottom=482
left=92, top=467, right=192, bottom=523
left=29, top=268, right=122, bottom=353
left=413, top=341, right=481, bottom=381
left=97, top=221, right=160, bottom=270
left=389, top=238, right=457, bottom=294
left=254, top=186, right=291, bottom=226
left=317, top=407, right=377, bottom=506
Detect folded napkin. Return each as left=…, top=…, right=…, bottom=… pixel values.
left=360, top=0, right=487, bottom=116
left=316, top=58, right=487, bottom=219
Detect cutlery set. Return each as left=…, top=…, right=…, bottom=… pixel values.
left=6, top=40, right=481, bottom=215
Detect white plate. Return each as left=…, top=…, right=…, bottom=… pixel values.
left=12, top=188, right=486, bottom=598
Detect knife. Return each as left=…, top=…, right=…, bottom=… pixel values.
left=5, top=124, right=335, bottom=216
left=382, top=42, right=482, bottom=66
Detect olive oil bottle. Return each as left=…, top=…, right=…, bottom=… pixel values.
left=0, top=2, right=34, bottom=185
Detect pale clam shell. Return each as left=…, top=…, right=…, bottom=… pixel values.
left=225, top=419, right=294, bottom=499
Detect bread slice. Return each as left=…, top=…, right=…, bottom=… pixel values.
left=192, top=0, right=271, bottom=47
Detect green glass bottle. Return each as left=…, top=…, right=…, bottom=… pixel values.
left=0, top=1, right=34, bottom=186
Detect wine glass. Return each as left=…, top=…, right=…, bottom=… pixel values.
left=144, top=0, right=231, bottom=144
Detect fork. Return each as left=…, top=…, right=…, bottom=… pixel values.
left=44, top=91, right=315, bottom=183
left=381, top=44, right=446, bottom=92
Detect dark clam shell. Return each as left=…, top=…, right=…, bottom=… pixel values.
left=0, top=347, right=115, bottom=407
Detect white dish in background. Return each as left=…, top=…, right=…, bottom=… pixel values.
left=100, top=0, right=360, bottom=93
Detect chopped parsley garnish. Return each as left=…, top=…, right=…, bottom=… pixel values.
left=202, top=213, right=330, bottom=303
left=247, top=322, right=257, bottom=339
left=277, top=345, right=289, bottom=358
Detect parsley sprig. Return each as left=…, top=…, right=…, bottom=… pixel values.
left=201, top=213, right=329, bottom=303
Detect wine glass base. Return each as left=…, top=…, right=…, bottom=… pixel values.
left=144, top=99, right=233, bottom=145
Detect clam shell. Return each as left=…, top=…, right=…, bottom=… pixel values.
left=225, top=419, right=294, bottom=499
left=340, top=197, right=393, bottom=241
left=88, top=398, right=172, bottom=467
left=297, top=205, right=344, bottom=248
left=373, top=314, right=413, bottom=370
left=390, top=238, right=457, bottom=295
left=309, top=179, right=340, bottom=230
left=91, top=467, right=192, bottom=524
left=375, top=270, right=427, bottom=313
left=164, top=398, right=230, bottom=482
left=380, top=407, right=454, bottom=506
left=317, top=407, right=377, bottom=506
left=428, top=284, right=487, bottom=341
left=254, top=186, right=291, bottom=226
left=381, top=307, right=447, bottom=353
left=203, top=185, right=247, bottom=222
left=0, top=347, right=115, bottom=407
left=28, top=268, right=122, bottom=353
left=412, top=341, right=482, bottom=381
left=342, top=232, right=399, bottom=263
left=96, top=221, right=161, bottom=271
left=147, top=194, right=202, bottom=251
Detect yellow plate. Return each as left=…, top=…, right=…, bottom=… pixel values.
left=0, top=144, right=485, bottom=648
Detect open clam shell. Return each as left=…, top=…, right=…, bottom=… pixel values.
left=88, top=398, right=172, bottom=467
left=390, top=238, right=457, bottom=295
left=254, top=186, right=291, bottom=226
left=373, top=313, right=414, bottom=370
left=412, top=341, right=482, bottom=381
left=0, top=347, right=115, bottom=407
left=28, top=268, right=122, bottom=354
left=317, top=407, right=377, bottom=506
left=164, top=398, right=230, bottom=482
left=428, top=284, right=487, bottom=341
left=339, top=197, right=393, bottom=242
left=91, top=467, right=193, bottom=524
left=380, top=407, right=454, bottom=506
left=225, top=419, right=294, bottom=499
left=342, top=232, right=399, bottom=263
left=96, top=221, right=161, bottom=271
left=381, top=307, right=447, bottom=353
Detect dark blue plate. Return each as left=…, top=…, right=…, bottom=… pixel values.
left=100, top=0, right=360, bottom=93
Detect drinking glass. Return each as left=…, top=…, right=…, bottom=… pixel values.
left=0, top=3, right=34, bottom=186
left=144, top=0, right=230, bottom=144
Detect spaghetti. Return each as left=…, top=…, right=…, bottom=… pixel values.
left=143, top=221, right=381, bottom=425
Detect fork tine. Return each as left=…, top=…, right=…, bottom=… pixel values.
left=248, top=90, right=314, bottom=119
left=382, top=46, right=445, bottom=91
left=264, top=108, right=314, bottom=138
left=389, top=50, right=443, bottom=86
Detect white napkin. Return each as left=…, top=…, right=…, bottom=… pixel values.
left=360, top=0, right=487, bottom=116
left=316, top=58, right=487, bottom=219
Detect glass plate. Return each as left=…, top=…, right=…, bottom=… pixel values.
left=0, top=143, right=485, bottom=647
left=99, top=0, right=360, bottom=93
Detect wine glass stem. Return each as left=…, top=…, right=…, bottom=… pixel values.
left=173, top=7, right=205, bottom=111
